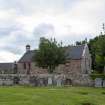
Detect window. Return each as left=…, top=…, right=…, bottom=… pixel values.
left=27, top=63, right=31, bottom=75
left=28, top=63, right=31, bottom=70
left=23, top=63, right=26, bottom=69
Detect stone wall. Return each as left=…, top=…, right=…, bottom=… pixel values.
left=17, top=59, right=93, bottom=86
left=55, top=60, right=81, bottom=74
left=18, top=59, right=82, bottom=75
left=18, top=63, right=48, bottom=74
left=0, top=68, right=14, bottom=74
left=0, top=74, right=94, bottom=86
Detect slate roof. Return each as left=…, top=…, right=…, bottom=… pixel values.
left=65, top=45, right=85, bottom=60
left=19, top=50, right=36, bottom=62
left=18, top=45, right=85, bottom=63
left=0, top=63, right=13, bottom=70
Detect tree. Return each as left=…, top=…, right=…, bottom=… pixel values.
left=76, top=38, right=87, bottom=45
left=88, top=35, right=105, bottom=73
left=34, top=37, right=66, bottom=73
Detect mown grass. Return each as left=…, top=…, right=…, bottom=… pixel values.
left=0, top=86, right=104, bottom=105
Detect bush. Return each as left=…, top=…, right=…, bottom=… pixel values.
left=90, top=74, right=105, bottom=80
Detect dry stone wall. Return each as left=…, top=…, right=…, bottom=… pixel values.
left=0, top=74, right=94, bottom=86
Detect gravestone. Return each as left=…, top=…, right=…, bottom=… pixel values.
left=102, top=80, right=105, bottom=87
left=19, top=77, right=29, bottom=85
left=29, top=76, right=38, bottom=86
left=48, top=77, right=52, bottom=85
left=4, top=79, right=13, bottom=85
left=57, top=79, right=62, bottom=86
left=95, top=78, right=102, bottom=87
left=39, top=78, right=44, bottom=86
left=0, top=79, right=3, bottom=85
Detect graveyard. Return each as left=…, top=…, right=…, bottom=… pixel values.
left=0, top=86, right=104, bottom=105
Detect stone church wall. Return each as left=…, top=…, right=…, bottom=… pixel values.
left=18, top=63, right=48, bottom=74
left=55, top=60, right=82, bottom=74
left=18, top=59, right=82, bottom=75
left=16, top=59, right=93, bottom=86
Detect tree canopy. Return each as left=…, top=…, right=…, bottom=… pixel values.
left=34, top=37, right=66, bottom=73
left=88, top=34, right=105, bottom=73
left=75, top=32, right=105, bottom=73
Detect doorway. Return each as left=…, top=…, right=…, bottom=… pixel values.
left=65, top=79, right=72, bottom=85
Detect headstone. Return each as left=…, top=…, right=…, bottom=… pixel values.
left=48, top=77, right=52, bottom=85
left=102, top=80, right=105, bottom=87
left=57, top=79, right=62, bottom=86
left=19, top=78, right=29, bottom=85
left=95, top=78, right=102, bottom=87
left=0, top=79, right=3, bottom=85
left=39, top=79, right=44, bottom=86
left=5, top=79, right=13, bottom=85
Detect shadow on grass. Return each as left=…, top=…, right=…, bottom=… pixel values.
left=60, top=102, right=96, bottom=105
left=80, top=102, right=96, bottom=105
left=101, top=91, right=105, bottom=95
left=78, top=91, right=88, bottom=95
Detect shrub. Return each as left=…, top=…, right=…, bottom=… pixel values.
left=90, top=74, right=105, bottom=80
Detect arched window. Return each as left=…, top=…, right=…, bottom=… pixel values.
left=28, top=63, right=31, bottom=70
left=27, top=63, right=31, bottom=74
left=23, top=63, right=26, bottom=69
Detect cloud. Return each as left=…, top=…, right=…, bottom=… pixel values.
left=0, top=24, right=20, bottom=37
left=34, top=23, right=54, bottom=37
left=65, top=0, right=105, bottom=34
left=0, top=29, right=36, bottom=54
left=0, top=0, right=105, bottom=62
left=0, top=51, right=20, bottom=63
left=0, top=0, right=66, bottom=15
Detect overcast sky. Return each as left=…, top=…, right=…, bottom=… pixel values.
left=0, top=0, right=105, bottom=62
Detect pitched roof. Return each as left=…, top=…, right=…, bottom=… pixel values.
left=65, top=45, right=85, bottom=60
left=18, top=45, right=85, bottom=63
left=0, top=63, right=14, bottom=70
left=18, top=50, right=36, bottom=62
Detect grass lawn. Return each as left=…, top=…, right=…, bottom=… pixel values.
left=0, top=86, right=104, bottom=105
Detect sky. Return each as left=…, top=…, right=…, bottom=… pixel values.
left=0, top=0, right=105, bottom=62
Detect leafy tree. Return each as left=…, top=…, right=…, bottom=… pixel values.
left=75, top=41, right=82, bottom=45
left=76, top=39, right=87, bottom=45
left=75, top=31, right=105, bottom=73
left=34, top=37, right=66, bottom=73
left=88, top=35, right=105, bottom=73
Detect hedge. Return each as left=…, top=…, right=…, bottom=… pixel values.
left=90, top=74, right=105, bottom=80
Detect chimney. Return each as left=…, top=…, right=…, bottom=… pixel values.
left=26, top=44, right=30, bottom=52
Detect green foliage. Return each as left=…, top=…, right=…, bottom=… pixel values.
left=88, top=35, right=105, bottom=73
left=90, top=74, right=105, bottom=80
left=76, top=35, right=105, bottom=73
left=76, top=39, right=87, bottom=45
left=34, top=37, right=66, bottom=73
